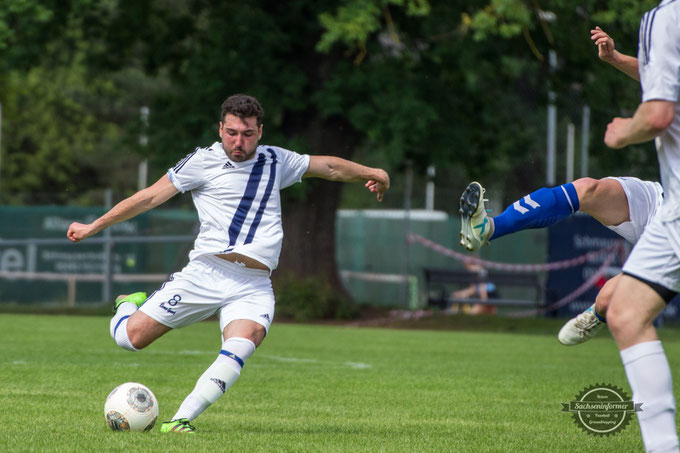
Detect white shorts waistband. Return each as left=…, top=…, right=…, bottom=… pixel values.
left=196, top=254, right=271, bottom=278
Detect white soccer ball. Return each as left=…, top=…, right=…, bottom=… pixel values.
left=104, top=382, right=159, bottom=432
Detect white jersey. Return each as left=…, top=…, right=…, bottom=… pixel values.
left=168, top=142, right=310, bottom=270
left=638, top=0, right=680, bottom=220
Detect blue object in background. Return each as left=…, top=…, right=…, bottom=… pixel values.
left=546, top=211, right=680, bottom=322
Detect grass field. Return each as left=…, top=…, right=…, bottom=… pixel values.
left=2, top=314, right=680, bottom=452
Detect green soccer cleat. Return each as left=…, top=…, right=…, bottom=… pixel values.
left=459, top=181, right=492, bottom=251
left=113, top=292, right=148, bottom=314
left=160, top=418, right=196, bottom=434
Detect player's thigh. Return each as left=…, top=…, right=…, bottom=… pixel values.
left=612, top=218, right=680, bottom=347
left=608, top=275, right=665, bottom=325
left=126, top=311, right=172, bottom=349
left=139, top=285, right=222, bottom=330
left=138, top=261, right=227, bottom=330
left=573, top=177, right=629, bottom=226
left=607, top=274, right=665, bottom=348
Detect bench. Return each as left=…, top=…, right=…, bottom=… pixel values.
left=423, top=268, right=544, bottom=309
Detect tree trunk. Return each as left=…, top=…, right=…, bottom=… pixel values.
left=275, top=114, right=359, bottom=295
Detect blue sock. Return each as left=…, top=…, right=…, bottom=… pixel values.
left=490, top=183, right=580, bottom=240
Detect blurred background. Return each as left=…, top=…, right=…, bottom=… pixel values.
left=0, top=0, right=671, bottom=321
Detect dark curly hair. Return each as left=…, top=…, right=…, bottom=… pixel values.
left=220, top=94, right=264, bottom=126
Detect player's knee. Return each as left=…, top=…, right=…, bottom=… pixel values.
left=112, top=324, right=140, bottom=352
left=594, top=291, right=611, bottom=317
left=572, top=177, right=599, bottom=204
left=606, top=299, right=639, bottom=339
left=595, top=279, right=618, bottom=315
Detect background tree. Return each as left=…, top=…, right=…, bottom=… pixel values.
left=0, top=0, right=161, bottom=204
left=0, top=0, right=660, bottom=308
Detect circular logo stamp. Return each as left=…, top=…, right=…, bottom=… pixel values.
left=561, top=383, right=642, bottom=436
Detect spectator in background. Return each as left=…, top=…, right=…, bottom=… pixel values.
left=449, top=262, right=498, bottom=315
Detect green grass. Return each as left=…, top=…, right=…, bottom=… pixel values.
left=2, top=314, right=680, bottom=452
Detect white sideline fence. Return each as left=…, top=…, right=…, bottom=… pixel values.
left=0, top=235, right=194, bottom=304
left=0, top=270, right=170, bottom=306
left=340, top=270, right=418, bottom=309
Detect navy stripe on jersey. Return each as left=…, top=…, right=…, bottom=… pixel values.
left=639, top=15, right=646, bottom=64
left=640, top=11, right=651, bottom=65
left=640, top=1, right=677, bottom=66
left=173, top=149, right=199, bottom=173
left=228, top=153, right=267, bottom=246
left=645, top=8, right=658, bottom=65
left=245, top=149, right=278, bottom=244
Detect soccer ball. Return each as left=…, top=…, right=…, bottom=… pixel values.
left=104, top=382, right=159, bottom=432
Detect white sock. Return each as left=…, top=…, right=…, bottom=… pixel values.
left=110, top=302, right=139, bottom=351
left=621, top=341, right=679, bottom=453
left=172, top=337, right=256, bottom=421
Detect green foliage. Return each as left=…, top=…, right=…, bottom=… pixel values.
left=274, top=275, right=357, bottom=321
left=0, top=1, right=172, bottom=203
left=0, top=0, right=53, bottom=54
left=0, top=0, right=671, bottom=281
left=463, top=0, right=532, bottom=41
left=1, top=0, right=666, bottom=206
left=317, top=0, right=430, bottom=53
left=2, top=63, right=103, bottom=202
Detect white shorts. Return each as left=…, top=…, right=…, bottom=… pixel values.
left=604, top=177, right=663, bottom=244
left=622, top=215, right=680, bottom=293
left=139, top=255, right=275, bottom=333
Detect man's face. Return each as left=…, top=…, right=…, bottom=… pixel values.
left=218, top=114, right=262, bottom=162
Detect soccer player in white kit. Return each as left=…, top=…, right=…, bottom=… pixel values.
left=66, top=94, right=390, bottom=433
left=601, top=2, right=680, bottom=451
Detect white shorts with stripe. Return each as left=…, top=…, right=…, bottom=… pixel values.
left=604, top=177, right=663, bottom=244
left=139, top=255, right=275, bottom=333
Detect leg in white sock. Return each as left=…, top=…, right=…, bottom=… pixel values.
left=621, top=341, right=679, bottom=453
left=110, top=302, right=139, bottom=351
left=608, top=274, right=679, bottom=453
left=172, top=337, right=256, bottom=421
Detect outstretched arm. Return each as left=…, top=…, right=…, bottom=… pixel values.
left=67, top=174, right=179, bottom=242
left=303, top=156, right=390, bottom=202
left=591, top=26, right=639, bottom=81
left=604, top=100, right=676, bottom=149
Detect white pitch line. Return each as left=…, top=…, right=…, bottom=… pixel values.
left=261, top=354, right=371, bottom=370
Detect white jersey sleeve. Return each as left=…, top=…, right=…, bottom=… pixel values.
left=639, top=2, right=680, bottom=103
left=272, top=146, right=310, bottom=188
left=167, top=148, right=206, bottom=193
left=638, top=1, right=680, bottom=221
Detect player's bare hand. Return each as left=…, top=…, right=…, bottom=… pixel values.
left=604, top=117, right=631, bottom=149
left=365, top=169, right=390, bottom=202
left=67, top=222, right=95, bottom=242
left=591, top=26, right=616, bottom=63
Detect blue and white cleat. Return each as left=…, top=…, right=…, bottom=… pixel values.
left=558, top=303, right=605, bottom=345
left=459, top=181, right=491, bottom=251
left=113, top=292, right=148, bottom=314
